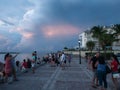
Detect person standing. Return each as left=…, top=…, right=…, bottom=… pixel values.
left=87, top=55, right=92, bottom=70
left=16, top=60, right=20, bottom=72
left=4, top=53, right=12, bottom=84
left=51, top=54, right=55, bottom=66
left=96, top=56, right=107, bottom=90
left=55, top=53, right=59, bottom=66
left=91, top=52, right=100, bottom=88
left=49, top=53, right=52, bottom=63
left=34, top=51, right=37, bottom=64
left=60, top=52, right=66, bottom=70
left=68, top=54, right=72, bottom=67
left=32, top=53, right=36, bottom=74
left=110, top=54, right=119, bottom=90
left=10, top=54, right=19, bottom=81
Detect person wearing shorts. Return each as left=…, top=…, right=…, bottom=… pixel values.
left=32, top=53, right=36, bottom=74
left=91, top=52, right=100, bottom=88
left=110, top=54, right=119, bottom=90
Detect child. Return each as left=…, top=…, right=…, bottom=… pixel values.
left=22, top=59, right=28, bottom=73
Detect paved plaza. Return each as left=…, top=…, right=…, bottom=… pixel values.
left=0, top=58, right=120, bottom=90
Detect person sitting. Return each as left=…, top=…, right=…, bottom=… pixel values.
left=22, top=59, right=28, bottom=73
left=27, top=59, right=31, bottom=69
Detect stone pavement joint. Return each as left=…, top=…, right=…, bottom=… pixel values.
left=42, top=67, right=60, bottom=90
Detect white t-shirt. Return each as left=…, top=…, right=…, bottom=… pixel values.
left=60, top=54, right=65, bottom=61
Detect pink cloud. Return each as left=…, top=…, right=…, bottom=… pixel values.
left=21, top=32, right=33, bottom=39
left=15, top=27, right=34, bottom=39
left=42, top=24, right=79, bottom=38
left=16, top=27, right=24, bottom=31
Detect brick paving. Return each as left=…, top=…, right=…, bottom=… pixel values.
left=0, top=58, right=120, bottom=90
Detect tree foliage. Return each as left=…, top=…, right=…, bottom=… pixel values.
left=86, top=41, right=95, bottom=53
left=64, top=47, right=68, bottom=50
left=90, top=25, right=120, bottom=50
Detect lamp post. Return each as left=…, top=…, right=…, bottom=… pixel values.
left=78, top=39, right=81, bottom=64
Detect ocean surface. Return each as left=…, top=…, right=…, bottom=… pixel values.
left=0, top=53, right=45, bottom=63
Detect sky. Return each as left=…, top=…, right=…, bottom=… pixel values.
left=0, top=0, right=120, bottom=53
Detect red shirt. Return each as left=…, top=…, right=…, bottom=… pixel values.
left=5, top=60, right=12, bottom=74
left=111, top=60, right=118, bottom=72
left=22, top=62, right=28, bottom=68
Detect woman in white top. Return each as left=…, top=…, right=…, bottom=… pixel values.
left=60, top=53, right=65, bottom=70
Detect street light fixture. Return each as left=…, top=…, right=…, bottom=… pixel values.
left=78, top=39, right=81, bottom=64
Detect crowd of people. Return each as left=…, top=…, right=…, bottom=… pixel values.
left=1, top=51, right=119, bottom=89
left=87, top=52, right=120, bottom=90
left=43, top=52, right=72, bottom=70
left=0, top=51, right=72, bottom=84
left=0, top=51, right=41, bottom=84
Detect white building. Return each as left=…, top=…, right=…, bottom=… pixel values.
left=79, top=27, right=120, bottom=50
left=78, top=32, right=87, bottom=48
left=113, top=35, right=120, bottom=50
left=79, top=30, right=99, bottom=50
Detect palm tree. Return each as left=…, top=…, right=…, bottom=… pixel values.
left=100, top=34, right=115, bottom=49
left=99, top=33, right=114, bottom=58
left=90, top=25, right=119, bottom=59
left=112, top=24, right=120, bottom=42
left=86, top=41, right=95, bottom=55
left=64, top=47, right=68, bottom=50
left=112, top=24, right=120, bottom=36
left=98, top=28, right=118, bottom=59
left=90, top=26, right=107, bottom=51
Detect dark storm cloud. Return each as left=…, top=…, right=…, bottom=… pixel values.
left=18, top=0, right=120, bottom=52
left=40, top=0, right=120, bottom=27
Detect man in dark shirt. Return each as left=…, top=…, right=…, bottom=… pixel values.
left=91, top=52, right=100, bottom=88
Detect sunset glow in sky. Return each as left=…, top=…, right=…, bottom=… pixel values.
left=42, top=25, right=79, bottom=38
left=0, top=0, right=120, bottom=53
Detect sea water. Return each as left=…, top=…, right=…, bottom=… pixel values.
left=0, top=53, right=45, bottom=63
